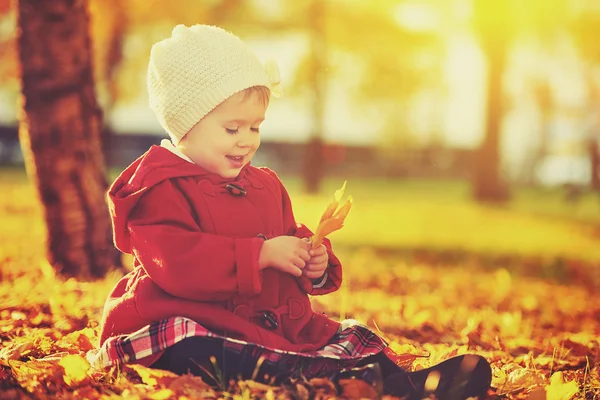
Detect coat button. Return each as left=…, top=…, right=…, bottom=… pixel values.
left=261, top=311, right=279, bottom=330
left=225, top=183, right=247, bottom=196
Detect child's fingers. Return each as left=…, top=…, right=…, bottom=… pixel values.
left=303, top=270, right=325, bottom=279
left=285, top=263, right=303, bottom=277
left=307, top=254, right=328, bottom=265
left=298, top=249, right=311, bottom=262
left=304, top=262, right=327, bottom=273
left=300, top=238, right=312, bottom=250
left=292, top=256, right=306, bottom=269
left=309, top=245, right=327, bottom=257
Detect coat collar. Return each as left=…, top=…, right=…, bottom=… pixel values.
left=159, top=139, right=256, bottom=186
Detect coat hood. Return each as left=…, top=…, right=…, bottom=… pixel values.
left=107, top=143, right=248, bottom=253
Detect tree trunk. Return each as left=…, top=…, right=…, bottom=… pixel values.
left=16, top=0, right=121, bottom=279
left=591, top=138, right=600, bottom=191
left=473, top=1, right=511, bottom=202
left=304, top=0, right=326, bottom=194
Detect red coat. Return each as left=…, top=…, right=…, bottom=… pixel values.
left=99, top=146, right=342, bottom=366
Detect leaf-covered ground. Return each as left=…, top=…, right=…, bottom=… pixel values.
left=1, top=170, right=599, bottom=399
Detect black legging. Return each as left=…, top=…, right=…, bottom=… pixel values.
left=151, top=336, right=401, bottom=385
left=151, top=337, right=492, bottom=399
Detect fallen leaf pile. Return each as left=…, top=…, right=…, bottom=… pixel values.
left=1, top=247, right=599, bottom=399
left=1, top=176, right=599, bottom=398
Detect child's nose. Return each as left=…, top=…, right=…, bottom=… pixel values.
left=236, top=138, right=251, bottom=148
left=236, top=131, right=255, bottom=148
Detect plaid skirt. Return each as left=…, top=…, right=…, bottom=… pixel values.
left=87, top=317, right=388, bottom=378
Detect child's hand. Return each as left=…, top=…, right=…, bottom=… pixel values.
left=258, top=236, right=311, bottom=277
left=303, top=243, right=328, bottom=279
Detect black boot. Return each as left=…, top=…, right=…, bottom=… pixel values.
left=330, top=362, right=385, bottom=395
left=384, top=354, right=492, bottom=400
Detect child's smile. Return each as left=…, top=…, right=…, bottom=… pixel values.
left=177, top=90, right=267, bottom=178
left=226, top=154, right=246, bottom=168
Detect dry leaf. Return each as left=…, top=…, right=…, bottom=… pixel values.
left=311, top=182, right=352, bottom=248
left=9, top=359, right=61, bottom=392
left=545, top=372, right=579, bottom=400
left=319, top=181, right=346, bottom=224
left=526, top=387, right=547, bottom=400
left=147, top=388, right=176, bottom=400
left=238, top=379, right=277, bottom=392
left=168, top=374, right=213, bottom=396
left=338, top=378, right=379, bottom=399
left=59, top=354, right=90, bottom=386
left=0, top=341, right=34, bottom=362
left=295, top=382, right=310, bottom=400
left=495, top=366, right=545, bottom=395
left=129, top=364, right=180, bottom=387
left=308, top=377, right=337, bottom=392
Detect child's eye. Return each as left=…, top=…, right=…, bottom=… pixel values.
left=225, top=128, right=239, bottom=134
left=251, top=127, right=260, bottom=133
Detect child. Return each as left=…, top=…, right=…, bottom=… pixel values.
left=88, top=24, right=492, bottom=399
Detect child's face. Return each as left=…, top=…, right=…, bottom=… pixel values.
left=179, top=90, right=267, bottom=178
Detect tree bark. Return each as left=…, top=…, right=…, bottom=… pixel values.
left=591, top=138, right=600, bottom=191
left=304, top=0, right=326, bottom=194
left=473, top=1, right=511, bottom=202
left=16, top=0, right=121, bottom=279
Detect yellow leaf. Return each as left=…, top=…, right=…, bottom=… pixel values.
left=334, top=180, right=347, bottom=202
left=318, top=181, right=347, bottom=224
left=312, top=218, right=344, bottom=248
left=147, top=388, right=176, bottom=400
left=238, top=379, right=277, bottom=392
left=319, top=202, right=339, bottom=225
left=311, top=184, right=352, bottom=248
left=59, top=354, right=89, bottom=386
left=129, top=364, right=179, bottom=387
left=545, top=372, right=579, bottom=400
left=333, top=196, right=353, bottom=221
left=0, top=341, right=34, bottom=362
left=9, top=360, right=56, bottom=392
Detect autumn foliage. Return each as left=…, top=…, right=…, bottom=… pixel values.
left=1, top=176, right=599, bottom=399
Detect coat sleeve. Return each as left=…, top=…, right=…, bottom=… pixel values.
left=127, top=180, right=263, bottom=301
left=265, top=169, right=342, bottom=296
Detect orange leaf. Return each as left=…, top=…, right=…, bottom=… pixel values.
left=312, top=218, right=344, bottom=248
left=59, top=354, right=90, bottom=386
left=339, top=378, right=379, bottom=399
left=129, top=363, right=180, bottom=387
left=333, top=196, right=353, bottom=221
left=318, top=181, right=347, bottom=224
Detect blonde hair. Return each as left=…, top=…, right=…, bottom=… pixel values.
left=243, top=86, right=271, bottom=107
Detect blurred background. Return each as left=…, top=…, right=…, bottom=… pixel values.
left=1, top=0, right=600, bottom=283
left=2, top=4, right=600, bottom=396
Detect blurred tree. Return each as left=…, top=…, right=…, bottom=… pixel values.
left=472, top=0, right=511, bottom=202
left=527, top=77, right=553, bottom=185
left=15, top=0, right=121, bottom=279
left=1, top=0, right=252, bottom=113
left=471, top=0, right=599, bottom=196
left=288, top=0, right=442, bottom=189
left=304, top=0, right=326, bottom=194
left=570, top=7, right=600, bottom=192
left=2, top=0, right=442, bottom=192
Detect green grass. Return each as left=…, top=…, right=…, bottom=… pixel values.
left=280, top=176, right=600, bottom=263
left=3, top=167, right=600, bottom=265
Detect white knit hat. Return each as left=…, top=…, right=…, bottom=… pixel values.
left=147, top=24, right=282, bottom=144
